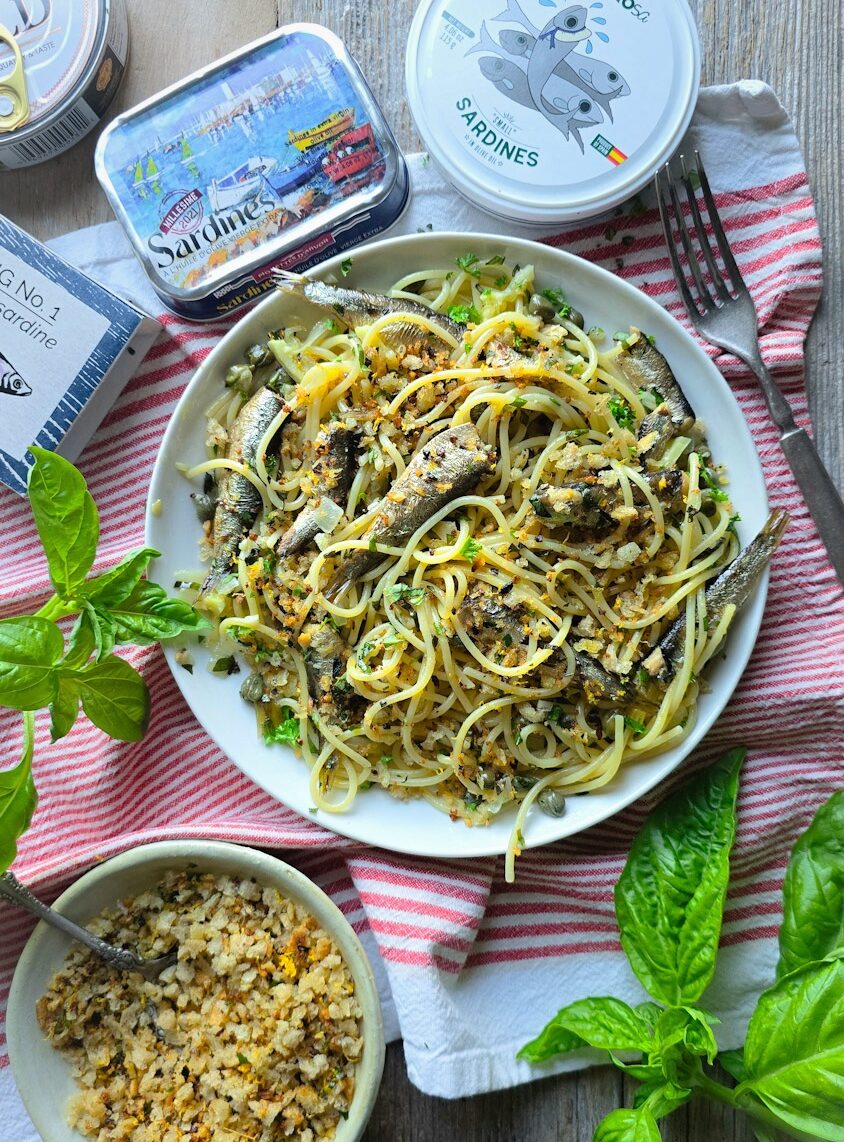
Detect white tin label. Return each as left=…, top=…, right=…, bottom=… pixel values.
left=0, top=247, right=110, bottom=463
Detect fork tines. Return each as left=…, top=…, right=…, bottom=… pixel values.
left=654, top=150, right=748, bottom=319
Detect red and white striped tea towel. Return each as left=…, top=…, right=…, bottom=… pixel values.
left=1, top=82, right=842, bottom=1132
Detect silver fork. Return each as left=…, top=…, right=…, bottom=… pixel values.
left=0, top=870, right=177, bottom=981
left=655, top=150, right=844, bottom=585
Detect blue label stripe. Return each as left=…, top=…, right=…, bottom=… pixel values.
left=0, top=215, right=145, bottom=495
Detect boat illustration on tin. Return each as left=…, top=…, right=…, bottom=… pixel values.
left=322, top=123, right=381, bottom=183
left=208, top=154, right=278, bottom=212
left=266, top=149, right=326, bottom=198
left=289, top=107, right=355, bottom=150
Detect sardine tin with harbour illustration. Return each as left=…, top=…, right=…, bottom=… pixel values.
left=96, top=27, right=409, bottom=319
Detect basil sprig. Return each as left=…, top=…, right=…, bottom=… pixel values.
left=0, top=448, right=206, bottom=874
left=519, top=754, right=844, bottom=1141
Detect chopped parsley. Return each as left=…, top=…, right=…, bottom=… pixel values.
left=383, top=631, right=405, bottom=647
left=607, top=396, right=636, bottom=430
left=460, top=536, right=482, bottom=560
left=727, top=512, right=742, bottom=534
left=546, top=705, right=563, bottom=725
left=264, top=716, right=300, bottom=747
left=368, top=536, right=378, bottom=552
left=464, top=792, right=483, bottom=811
left=356, top=641, right=377, bottom=672
left=455, top=252, right=482, bottom=278
left=447, top=303, right=482, bottom=325
left=485, top=254, right=506, bottom=266
left=612, top=330, right=633, bottom=346
left=698, top=456, right=730, bottom=501
left=587, top=326, right=605, bottom=342
left=541, top=286, right=567, bottom=308
left=636, top=667, right=650, bottom=688
left=211, top=656, right=239, bottom=675
left=384, top=583, right=426, bottom=605
left=237, top=1052, right=249, bottom=1066
left=624, top=715, right=647, bottom=736
left=340, top=257, right=353, bottom=277
left=510, top=394, right=528, bottom=408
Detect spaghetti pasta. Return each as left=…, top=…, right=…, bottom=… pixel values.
left=188, top=256, right=741, bottom=872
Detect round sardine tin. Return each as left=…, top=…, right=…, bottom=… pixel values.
left=0, top=0, right=128, bottom=169
left=406, top=0, right=700, bottom=225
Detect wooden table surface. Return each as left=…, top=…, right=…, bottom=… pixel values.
left=4, top=2, right=841, bottom=1139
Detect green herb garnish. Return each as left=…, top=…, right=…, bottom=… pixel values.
left=460, top=537, right=482, bottom=561
left=456, top=252, right=481, bottom=278
left=608, top=396, right=636, bottom=431
left=384, top=584, right=426, bottom=605
left=448, top=303, right=482, bottom=325
left=340, top=258, right=353, bottom=277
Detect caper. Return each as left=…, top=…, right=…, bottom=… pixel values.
left=239, top=673, right=264, bottom=703
left=537, top=788, right=567, bottom=817
left=514, top=774, right=538, bottom=792
left=567, top=307, right=585, bottom=329
left=202, top=472, right=216, bottom=495
left=477, top=765, right=498, bottom=790
left=528, top=292, right=557, bottom=321
left=245, top=343, right=272, bottom=368
left=191, top=492, right=217, bottom=524
left=264, top=367, right=294, bottom=395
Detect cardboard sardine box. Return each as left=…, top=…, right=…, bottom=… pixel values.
left=0, top=214, right=160, bottom=496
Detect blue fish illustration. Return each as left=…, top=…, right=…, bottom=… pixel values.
left=498, top=28, right=535, bottom=57
left=0, top=353, right=32, bottom=397
left=526, top=7, right=591, bottom=118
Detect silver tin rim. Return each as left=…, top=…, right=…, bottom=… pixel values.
left=95, top=23, right=407, bottom=306
left=1, top=0, right=123, bottom=150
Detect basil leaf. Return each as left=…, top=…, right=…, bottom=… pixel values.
left=64, top=613, right=97, bottom=669
left=633, top=1079, right=692, bottom=1119
left=0, top=712, right=36, bottom=874
left=82, top=602, right=116, bottom=662
left=107, top=582, right=207, bottom=645
left=50, top=676, right=81, bottom=742
left=593, top=1108, right=661, bottom=1142
left=740, top=954, right=844, bottom=1140
left=614, top=749, right=745, bottom=1005
left=72, top=656, right=150, bottom=741
left=517, top=1017, right=587, bottom=1064
left=27, top=446, right=99, bottom=597
left=777, top=791, right=844, bottom=978
left=0, top=617, right=63, bottom=710
left=80, top=547, right=161, bottom=609
left=634, top=1002, right=664, bottom=1034
left=531, top=997, right=654, bottom=1054
left=653, top=1007, right=718, bottom=1086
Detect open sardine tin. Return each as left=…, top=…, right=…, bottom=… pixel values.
left=95, top=25, right=409, bottom=321
left=406, top=0, right=700, bottom=225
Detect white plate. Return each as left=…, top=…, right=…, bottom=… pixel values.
left=146, top=232, right=768, bottom=859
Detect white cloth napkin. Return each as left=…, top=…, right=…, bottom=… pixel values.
left=2, top=83, right=838, bottom=1134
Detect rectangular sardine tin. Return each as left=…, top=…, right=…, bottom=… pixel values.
left=95, top=25, right=409, bottom=321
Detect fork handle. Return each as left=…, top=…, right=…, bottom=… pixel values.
left=778, top=425, right=844, bottom=584
left=743, top=356, right=844, bottom=584
left=0, top=870, right=144, bottom=971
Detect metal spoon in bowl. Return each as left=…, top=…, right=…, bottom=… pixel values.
left=0, top=870, right=177, bottom=981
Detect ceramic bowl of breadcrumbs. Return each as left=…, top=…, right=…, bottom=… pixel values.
left=7, top=840, right=385, bottom=1142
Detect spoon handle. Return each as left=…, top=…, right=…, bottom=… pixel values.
left=0, top=870, right=143, bottom=971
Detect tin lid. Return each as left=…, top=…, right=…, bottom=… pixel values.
left=0, top=1, right=103, bottom=131
left=96, top=24, right=405, bottom=305
left=406, top=0, right=700, bottom=225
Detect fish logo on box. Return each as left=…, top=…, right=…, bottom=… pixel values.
left=465, top=0, right=631, bottom=154
left=0, top=350, right=32, bottom=398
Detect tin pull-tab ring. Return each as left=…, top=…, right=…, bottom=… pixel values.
left=0, top=25, right=29, bottom=134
